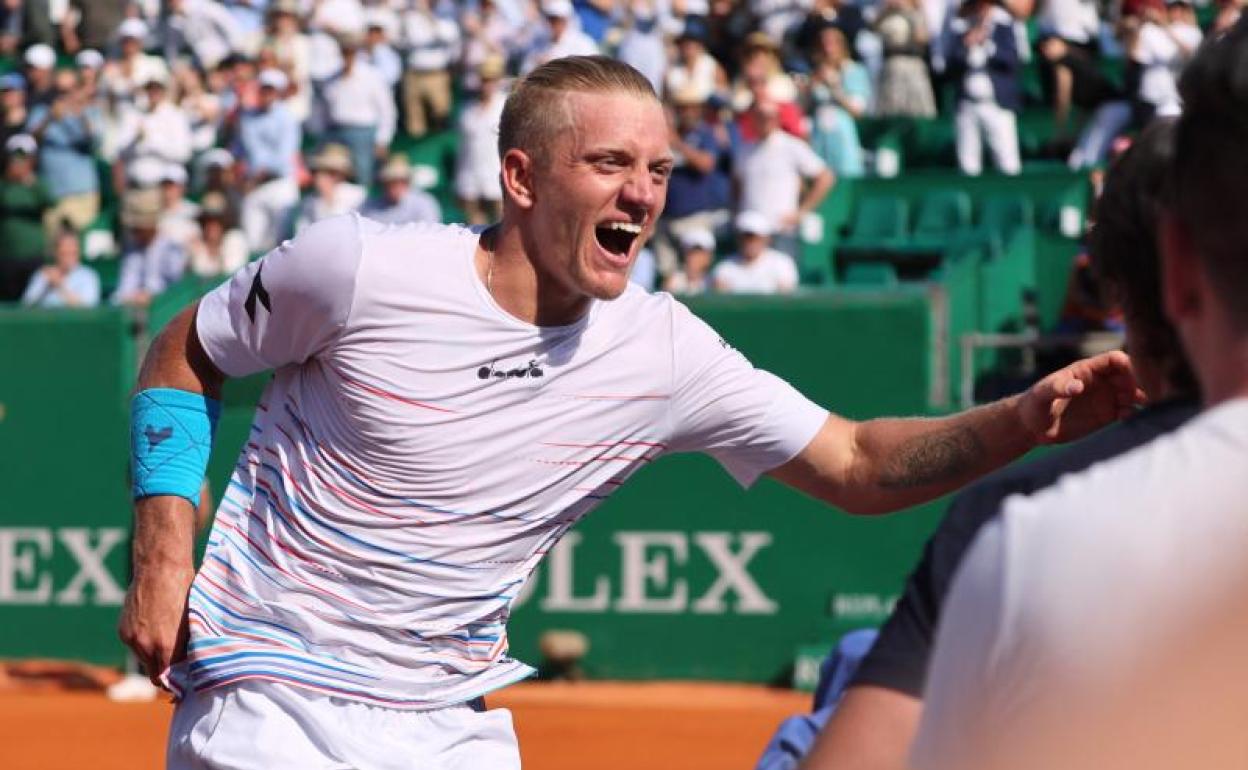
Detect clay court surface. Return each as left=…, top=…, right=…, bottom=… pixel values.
left=0, top=681, right=810, bottom=769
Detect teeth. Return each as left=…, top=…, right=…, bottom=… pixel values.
left=605, top=222, right=642, bottom=235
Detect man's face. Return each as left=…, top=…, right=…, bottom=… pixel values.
left=739, top=232, right=768, bottom=260
left=54, top=234, right=79, bottom=269
left=753, top=100, right=780, bottom=138
left=547, top=14, right=568, bottom=38
left=383, top=178, right=408, bottom=204
left=522, top=91, right=672, bottom=302
left=259, top=85, right=278, bottom=108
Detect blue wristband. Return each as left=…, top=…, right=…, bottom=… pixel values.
left=130, top=388, right=221, bottom=508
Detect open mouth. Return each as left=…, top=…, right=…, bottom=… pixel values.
left=594, top=221, right=642, bottom=260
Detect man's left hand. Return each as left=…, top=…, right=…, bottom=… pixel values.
left=1018, top=350, right=1145, bottom=445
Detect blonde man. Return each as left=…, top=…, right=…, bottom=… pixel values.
left=122, top=56, right=1137, bottom=769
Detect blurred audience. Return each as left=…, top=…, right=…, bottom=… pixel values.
left=187, top=191, right=248, bottom=278
left=712, top=211, right=799, bottom=294
left=361, top=153, right=441, bottom=225
left=111, top=187, right=187, bottom=308
left=21, top=226, right=99, bottom=308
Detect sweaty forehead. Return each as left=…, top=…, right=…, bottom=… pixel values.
left=562, top=91, right=670, bottom=158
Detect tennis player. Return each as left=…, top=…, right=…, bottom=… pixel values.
left=120, top=56, right=1138, bottom=768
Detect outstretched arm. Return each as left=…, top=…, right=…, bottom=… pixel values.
left=118, top=304, right=225, bottom=686
left=770, top=351, right=1141, bottom=514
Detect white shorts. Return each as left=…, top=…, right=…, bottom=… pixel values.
left=167, top=681, right=521, bottom=770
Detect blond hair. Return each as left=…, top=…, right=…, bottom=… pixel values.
left=498, top=56, right=658, bottom=165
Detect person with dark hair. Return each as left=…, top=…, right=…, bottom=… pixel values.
left=765, top=118, right=1199, bottom=770
left=948, top=0, right=1022, bottom=176
left=914, top=23, right=1248, bottom=769
left=118, top=56, right=1136, bottom=768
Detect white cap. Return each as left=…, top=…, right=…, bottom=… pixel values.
left=680, top=227, right=716, bottom=252
left=118, top=18, right=149, bottom=40
left=201, top=147, right=234, bottom=169
left=5, top=133, right=36, bottom=156
left=76, top=49, right=105, bottom=70
left=160, top=163, right=188, bottom=186
left=735, top=210, right=773, bottom=237
left=258, top=68, right=289, bottom=91
left=23, top=44, right=55, bottom=70
left=541, top=0, right=574, bottom=18
left=127, top=155, right=166, bottom=187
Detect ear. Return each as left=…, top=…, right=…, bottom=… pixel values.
left=500, top=148, right=535, bottom=210
left=1160, top=210, right=1203, bottom=326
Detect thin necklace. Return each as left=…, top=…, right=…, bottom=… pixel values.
left=486, top=248, right=495, bottom=295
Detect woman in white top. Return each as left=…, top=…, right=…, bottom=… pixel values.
left=665, top=26, right=728, bottom=102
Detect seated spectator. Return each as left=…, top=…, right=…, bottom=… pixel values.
left=290, top=143, right=366, bottom=236
left=21, top=227, right=100, bottom=308
left=455, top=57, right=507, bottom=227
left=237, top=68, right=301, bottom=253
left=521, top=0, right=599, bottom=74
left=116, top=71, right=193, bottom=170
left=23, top=44, right=57, bottom=108
left=162, top=0, right=245, bottom=72
left=655, top=86, right=732, bottom=274
left=174, top=63, right=225, bottom=154
left=874, top=0, right=937, bottom=118
left=111, top=187, right=188, bottom=307
left=265, top=0, right=313, bottom=123
left=664, top=21, right=728, bottom=103
left=807, top=27, right=870, bottom=179
left=26, top=68, right=102, bottom=238
left=75, top=50, right=105, bottom=103
left=713, top=212, right=799, bottom=294
left=733, top=98, right=833, bottom=259
left=158, top=164, right=200, bottom=252
left=363, top=12, right=403, bottom=90
left=0, top=73, right=29, bottom=155
left=733, top=33, right=805, bottom=140
left=100, top=19, right=169, bottom=108
left=1036, top=34, right=1132, bottom=170
left=400, top=0, right=460, bottom=138
left=1122, top=0, right=1198, bottom=125
left=663, top=227, right=715, bottom=296
left=0, top=134, right=52, bottom=265
left=187, top=192, right=249, bottom=278
left=795, top=0, right=868, bottom=70
left=617, top=1, right=669, bottom=93
left=196, top=147, right=242, bottom=224
left=361, top=154, right=441, bottom=225
left=949, top=0, right=1022, bottom=176
left=321, top=31, right=396, bottom=189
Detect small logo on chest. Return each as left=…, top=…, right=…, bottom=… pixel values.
left=478, top=359, right=544, bottom=380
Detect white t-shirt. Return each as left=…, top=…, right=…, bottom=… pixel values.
left=734, top=131, right=827, bottom=232
left=1134, top=22, right=1186, bottom=116
left=712, top=249, right=799, bottom=294
left=912, top=398, right=1248, bottom=770
left=455, top=92, right=506, bottom=201
left=182, top=215, right=826, bottom=708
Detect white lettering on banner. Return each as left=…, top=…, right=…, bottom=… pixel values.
left=614, top=531, right=688, bottom=613
left=691, top=532, right=777, bottom=614
left=539, top=531, right=610, bottom=612
left=0, top=528, right=53, bottom=604
left=56, top=528, right=127, bottom=606
left=0, top=527, right=127, bottom=606
left=518, top=530, right=779, bottom=616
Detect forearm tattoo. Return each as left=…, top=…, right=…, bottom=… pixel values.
left=877, top=425, right=988, bottom=490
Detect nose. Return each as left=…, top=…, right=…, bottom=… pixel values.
left=619, top=166, right=659, bottom=213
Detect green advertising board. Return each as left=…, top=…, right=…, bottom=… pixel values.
left=0, top=291, right=952, bottom=682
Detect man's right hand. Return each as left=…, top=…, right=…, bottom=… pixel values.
left=118, top=560, right=195, bottom=688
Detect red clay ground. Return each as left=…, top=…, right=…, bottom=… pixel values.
left=0, top=682, right=811, bottom=770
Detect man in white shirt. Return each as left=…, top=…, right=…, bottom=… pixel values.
left=320, top=31, right=397, bottom=189
left=119, top=56, right=1138, bottom=769
left=118, top=71, right=193, bottom=167
left=456, top=57, right=507, bottom=225
left=733, top=98, right=834, bottom=259
left=521, top=0, right=600, bottom=74
left=914, top=26, right=1248, bottom=770
left=712, top=210, right=799, bottom=294
left=399, top=0, right=459, bottom=137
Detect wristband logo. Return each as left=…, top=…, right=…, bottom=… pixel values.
left=144, top=424, right=173, bottom=450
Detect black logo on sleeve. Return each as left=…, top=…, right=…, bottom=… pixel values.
left=144, top=424, right=173, bottom=450
left=477, top=359, right=544, bottom=380
left=244, top=266, right=272, bottom=323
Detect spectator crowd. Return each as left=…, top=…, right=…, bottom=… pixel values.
left=0, top=0, right=1238, bottom=310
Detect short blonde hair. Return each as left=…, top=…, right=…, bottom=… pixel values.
left=498, top=56, right=658, bottom=165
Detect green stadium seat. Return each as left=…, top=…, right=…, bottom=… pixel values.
left=842, top=195, right=909, bottom=247
left=910, top=190, right=973, bottom=249
left=978, top=194, right=1034, bottom=236
left=843, top=261, right=899, bottom=288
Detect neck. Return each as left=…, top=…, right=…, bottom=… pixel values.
left=476, top=221, right=591, bottom=327
left=1198, top=343, right=1248, bottom=407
